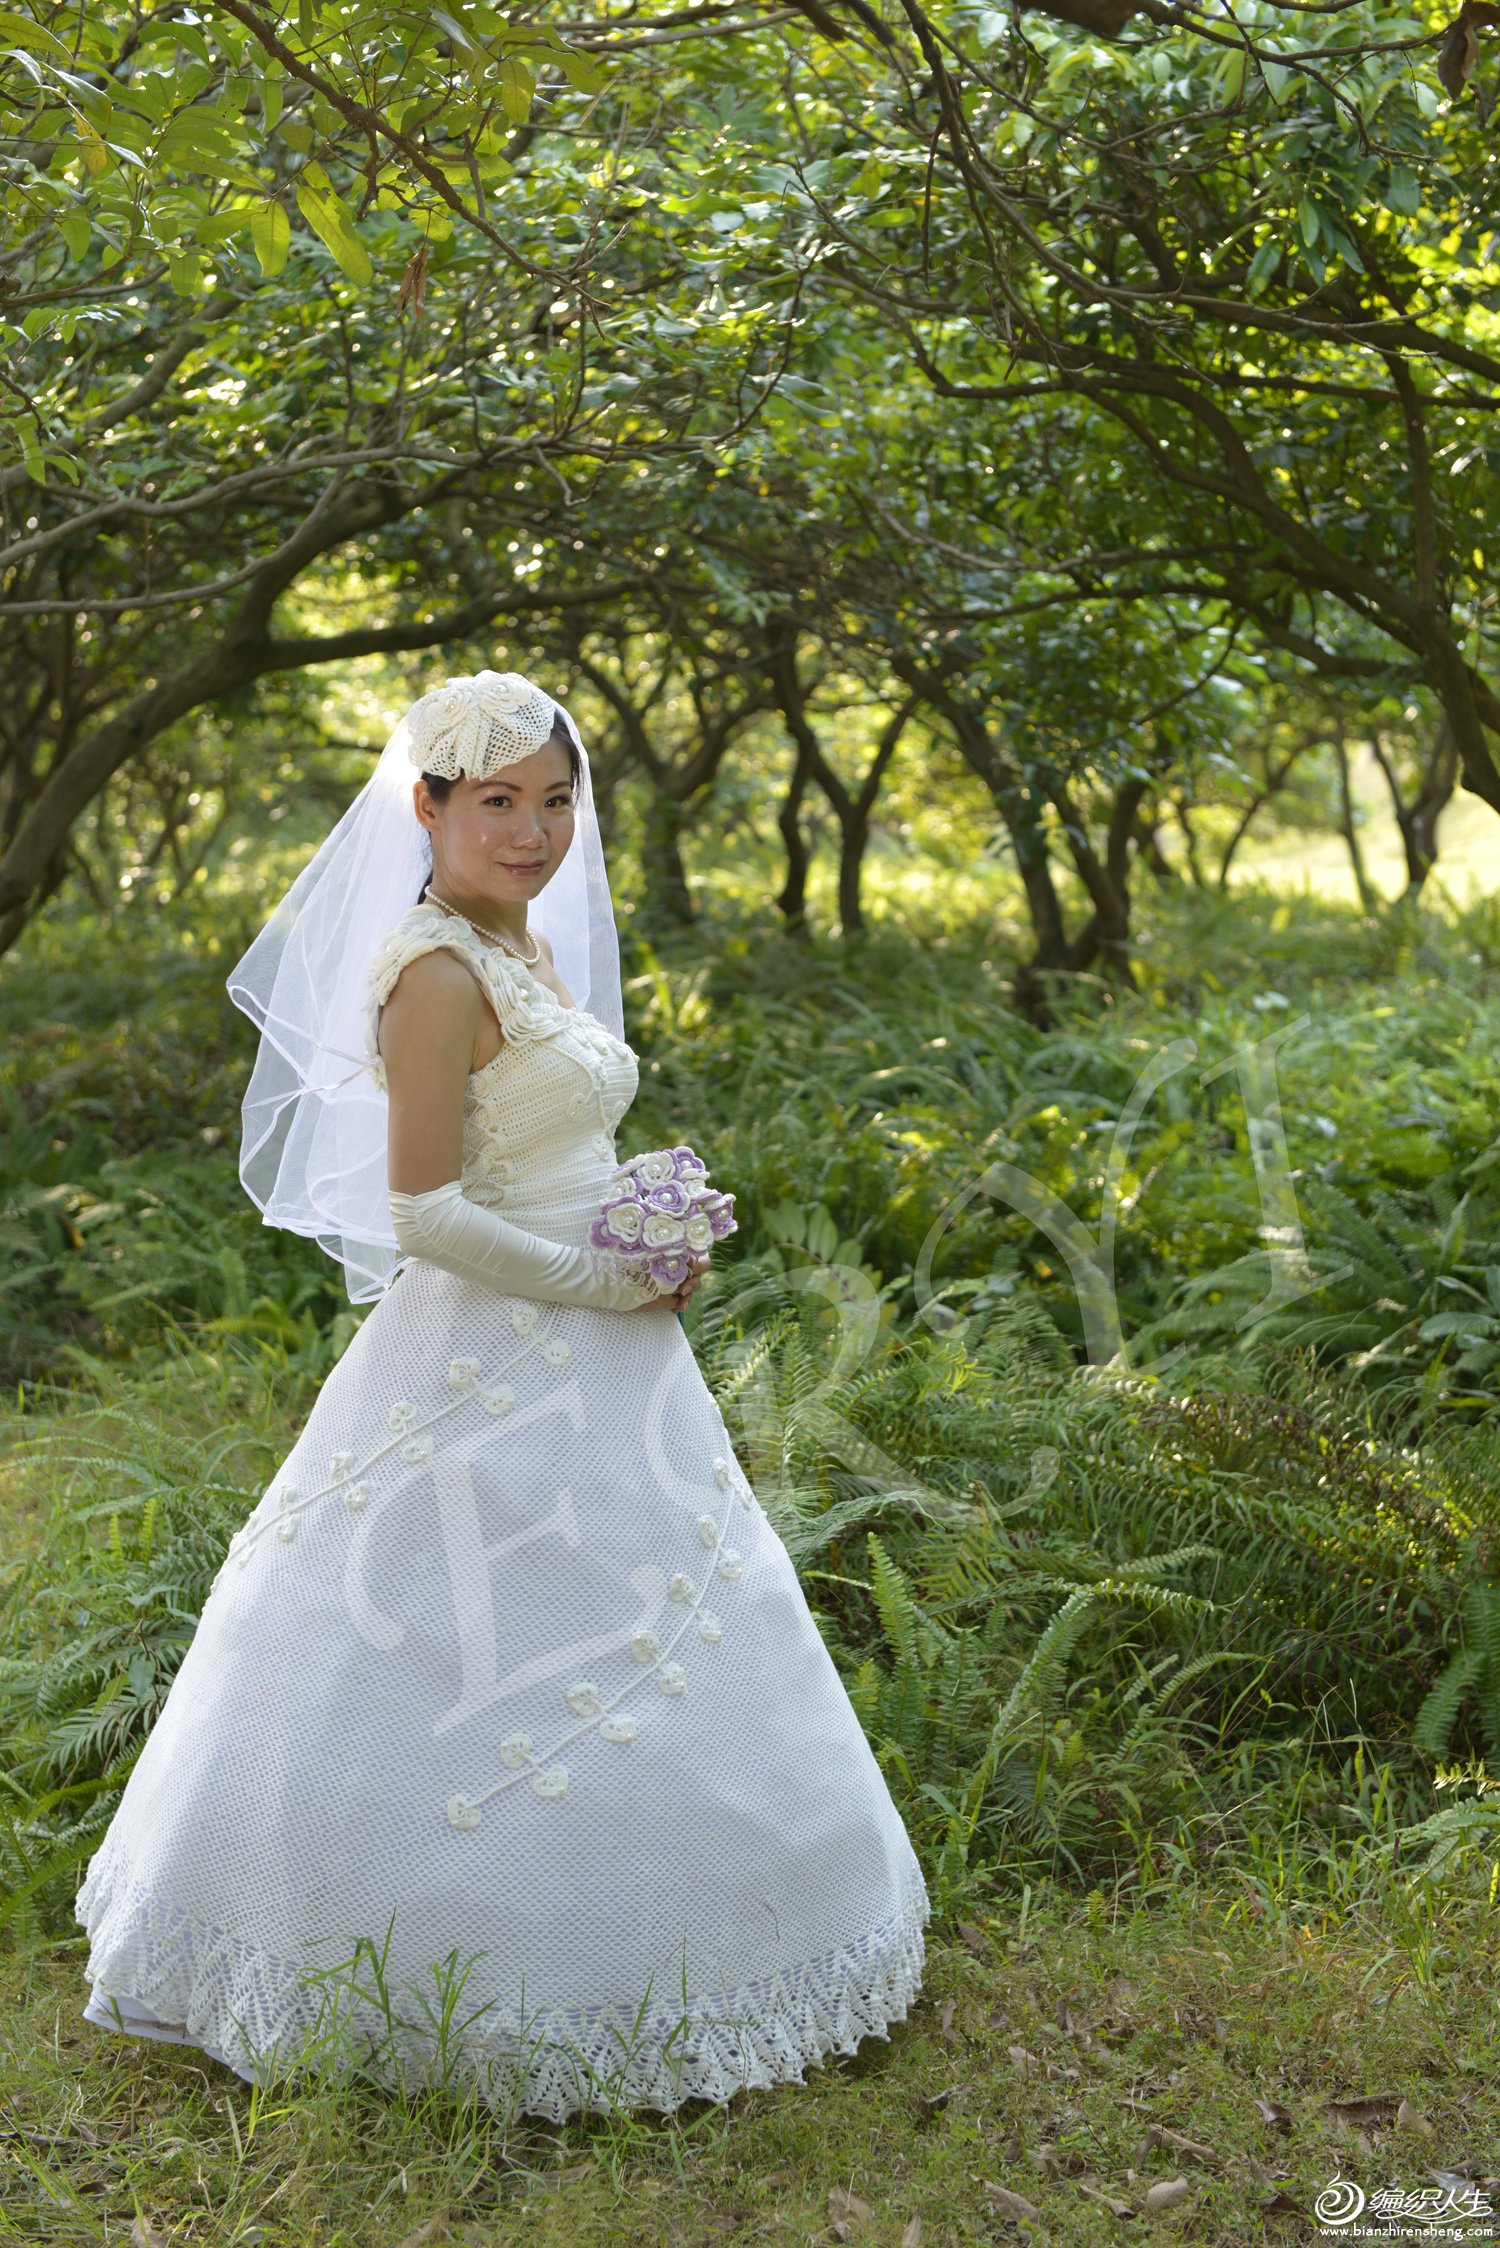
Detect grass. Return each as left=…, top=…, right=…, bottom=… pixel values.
left=10, top=1874, right=1500, bottom=2244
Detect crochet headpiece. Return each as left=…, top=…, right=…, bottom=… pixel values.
left=403, top=670, right=559, bottom=780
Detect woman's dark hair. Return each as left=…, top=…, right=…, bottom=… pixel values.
left=416, top=707, right=580, bottom=900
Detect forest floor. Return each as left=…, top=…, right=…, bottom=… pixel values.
left=7, top=1877, right=1500, bottom=2246
left=7, top=881, right=1500, bottom=2245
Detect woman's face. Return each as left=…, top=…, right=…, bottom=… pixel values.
left=415, top=740, right=576, bottom=905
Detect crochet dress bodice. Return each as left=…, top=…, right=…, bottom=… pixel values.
left=370, top=902, right=638, bottom=1255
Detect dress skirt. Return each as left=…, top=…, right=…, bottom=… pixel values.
left=75, top=1258, right=930, bottom=2119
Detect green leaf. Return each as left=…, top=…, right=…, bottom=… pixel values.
left=1384, top=164, right=1420, bottom=215
left=167, top=249, right=206, bottom=295
left=260, top=71, right=284, bottom=135
left=552, top=44, right=604, bottom=95
left=0, top=8, right=72, bottom=61
left=158, top=108, right=243, bottom=172
left=295, top=181, right=372, bottom=285
left=1246, top=238, right=1280, bottom=297
left=1322, top=222, right=1365, bottom=273
left=431, top=6, right=481, bottom=54
left=499, top=53, right=534, bottom=127
left=57, top=207, right=89, bottom=261
left=1297, top=197, right=1321, bottom=248
left=1214, top=47, right=1247, bottom=104
left=195, top=206, right=255, bottom=245
left=250, top=197, right=290, bottom=275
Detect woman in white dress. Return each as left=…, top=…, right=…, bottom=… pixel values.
left=74, top=671, right=929, bottom=2121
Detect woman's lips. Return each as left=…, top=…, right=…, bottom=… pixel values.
left=500, top=861, right=546, bottom=872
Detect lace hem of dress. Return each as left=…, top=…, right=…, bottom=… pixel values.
left=75, top=1848, right=930, bottom=2124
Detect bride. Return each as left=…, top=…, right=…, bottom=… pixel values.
left=74, top=669, right=930, bottom=2121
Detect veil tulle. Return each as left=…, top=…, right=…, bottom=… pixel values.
left=226, top=690, right=623, bottom=1305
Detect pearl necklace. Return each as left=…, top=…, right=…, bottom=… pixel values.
left=423, top=885, right=541, bottom=965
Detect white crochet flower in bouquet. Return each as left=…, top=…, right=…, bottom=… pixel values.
left=403, top=670, right=557, bottom=781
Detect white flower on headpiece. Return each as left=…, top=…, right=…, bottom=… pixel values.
left=402, top=670, right=560, bottom=781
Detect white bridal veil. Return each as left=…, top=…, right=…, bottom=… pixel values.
left=226, top=672, right=624, bottom=1305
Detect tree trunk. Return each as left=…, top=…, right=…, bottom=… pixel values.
left=766, top=626, right=908, bottom=937
left=1333, top=716, right=1381, bottom=915
left=639, top=789, right=696, bottom=928
left=1369, top=711, right=1459, bottom=899
left=775, top=734, right=817, bottom=932
left=897, top=666, right=1071, bottom=993
left=1048, top=771, right=1147, bottom=990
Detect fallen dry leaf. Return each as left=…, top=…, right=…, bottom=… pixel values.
left=828, top=2183, right=877, bottom=2229
left=1144, top=2176, right=1191, bottom=2213
left=131, top=2222, right=169, bottom=2248
left=1251, top=2095, right=1293, bottom=2132
left=1259, top=2189, right=1309, bottom=2217
left=939, top=1997, right=957, bottom=2035
left=985, top=2181, right=1044, bottom=2223
left=1137, top=2122, right=1221, bottom=2165
left=901, top=2221, right=923, bottom=2248
left=1322, top=2092, right=1400, bottom=2129
left=535, top=2162, right=594, bottom=2194
left=1395, top=2099, right=1435, bottom=2136
left=1075, top=2177, right=1134, bottom=2217
left=956, top=1920, right=991, bottom=1958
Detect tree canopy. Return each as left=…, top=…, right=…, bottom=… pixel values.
left=2, top=0, right=1495, bottom=973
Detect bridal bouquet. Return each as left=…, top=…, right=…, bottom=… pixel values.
left=589, top=1145, right=737, bottom=1291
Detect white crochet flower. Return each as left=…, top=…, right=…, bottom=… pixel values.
left=402, top=670, right=558, bottom=781
left=601, top=1202, right=646, bottom=1245
left=626, top=1150, right=678, bottom=1185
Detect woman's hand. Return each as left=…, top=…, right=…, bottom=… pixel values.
left=637, top=1250, right=711, bottom=1316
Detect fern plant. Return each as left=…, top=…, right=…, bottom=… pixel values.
left=0, top=1465, right=249, bottom=1930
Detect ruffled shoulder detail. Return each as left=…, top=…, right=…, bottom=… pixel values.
left=369, top=904, right=560, bottom=1052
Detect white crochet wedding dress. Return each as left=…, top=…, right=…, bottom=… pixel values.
left=75, top=903, right=929, bottom=2120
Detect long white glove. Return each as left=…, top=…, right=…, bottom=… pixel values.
left=389, top=1180, right=672, bottom=1312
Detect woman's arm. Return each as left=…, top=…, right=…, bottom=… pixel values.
left=380, top=949, right=490, bottom=1194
